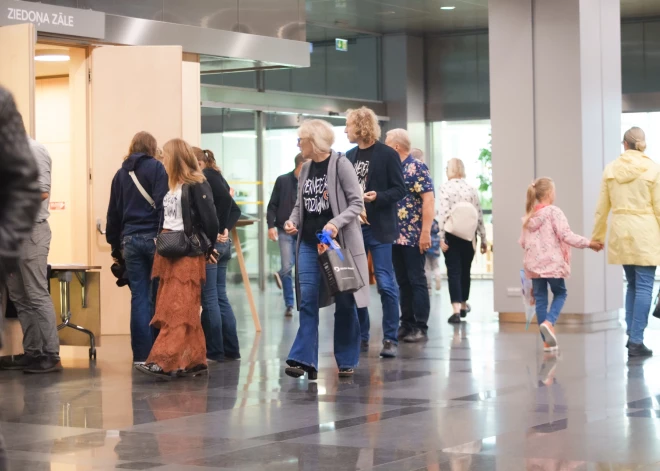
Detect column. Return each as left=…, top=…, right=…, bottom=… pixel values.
left=382, top=35, right=427, bottom=154
left=490, top=0, right=623, bottom=322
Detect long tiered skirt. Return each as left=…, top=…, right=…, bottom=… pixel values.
left=146, top=253, right=207, bottom=372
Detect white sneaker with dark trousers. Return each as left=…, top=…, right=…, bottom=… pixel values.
left=274, top=273, right=283, bottom=290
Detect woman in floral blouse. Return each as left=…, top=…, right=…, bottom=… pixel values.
left=437, top=158, right=487, bottom=324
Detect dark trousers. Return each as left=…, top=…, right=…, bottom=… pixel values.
left=443, top=233, right=475, bottom=304
left=392, top=245, right=430, bottom=333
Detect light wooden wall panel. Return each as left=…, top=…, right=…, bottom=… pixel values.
left=0, top=24, right=35, bottom=136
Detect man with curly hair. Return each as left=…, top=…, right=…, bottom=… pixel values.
left=345, top=107, right=406, bottom=358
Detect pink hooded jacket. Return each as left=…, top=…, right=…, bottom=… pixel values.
left=519, top=205, right=590, bottom=279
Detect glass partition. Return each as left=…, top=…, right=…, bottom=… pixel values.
left=201, top=108, right=259, bottom=282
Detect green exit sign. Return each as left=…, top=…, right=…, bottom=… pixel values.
left=335, top=38, right=348, bottom=52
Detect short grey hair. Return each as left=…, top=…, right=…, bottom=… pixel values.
left=385, top=128, right=411, bottom=152
left=446, top=158, right=466, bottom=179
left=298, top=119, right=335, bottom=154
left=411, top=148, right=424, bottom=162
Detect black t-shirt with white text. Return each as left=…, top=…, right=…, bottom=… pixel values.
left=353, top=143, right=375, bottom=193
left=302, top=157, right=333, bottom=243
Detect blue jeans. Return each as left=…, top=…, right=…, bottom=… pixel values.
left=623, top=265, right=656, bottom=344
left=201, top=241, right=241, bottom=360
left=532, top=278, right=567, bottom=331
left=357, top=225, right=400, bottom=344
left=277, top=228, right=296, bottom=308
left=123, top=233, right=158, bottom=362
left=287, top=241, right=360, bottom=370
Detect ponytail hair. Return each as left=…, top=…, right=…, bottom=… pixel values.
left=623, top=127, right=647, bottom=152
left=523, top=177, right=555, bottom=228
left=192, top=146, right=220, bottom=172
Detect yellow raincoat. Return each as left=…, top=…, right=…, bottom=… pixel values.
left=592, top=149, right=660, bottom=266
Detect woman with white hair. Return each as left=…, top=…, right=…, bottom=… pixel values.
left=283, top=119, right=368, bottom=379
left=437, top=158, right=487, bottom=324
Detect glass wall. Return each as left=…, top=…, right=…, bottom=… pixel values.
left=201, top=108, right=259, bottom=282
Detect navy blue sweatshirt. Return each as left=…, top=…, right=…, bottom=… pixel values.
left=106, top=153, right=169, bottom=251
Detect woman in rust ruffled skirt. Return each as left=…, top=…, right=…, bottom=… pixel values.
left=135, top=138, right=219, bottom=380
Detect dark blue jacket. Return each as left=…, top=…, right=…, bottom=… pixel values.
left=106, top=153, right=168, bottom=251
left=346, top=141, right=406, bottom=243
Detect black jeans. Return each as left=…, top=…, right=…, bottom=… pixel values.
left=392, top=244, right=430, bottom=333
left=444, top=233, right=475, bottom=304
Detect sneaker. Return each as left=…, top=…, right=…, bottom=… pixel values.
left=285, top=306, right=294, bottom=317
left=135, top=363, right=175, bottom=381
left=133, top=361, right=146, bottom=366
left=380, top=340, right=397, bottom=358
left=224, top=355, right=241, bottom=361
left=448, top=314, right=461, bottom=324
left=179, top=364, right=209, bottom=378
left=397, top=326, right=411, bottom=341
left=539, top=321, right=557, bottom=347
left=273, top=273, right=283, bottom=290
left=628, top=343, right=653, bottom=358
left=360, top=340, right=369, bottom=353
left=403, top=329, right=428, bottom=343
left=0, top=354, right=37, bottom=370
left=338, top=368, right=354, bottom=377
left=543, top=342, right=558, bottom=353
left=24, top=356, right=63, bottom=374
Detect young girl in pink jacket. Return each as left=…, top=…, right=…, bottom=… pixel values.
left=520, top=177, right=602, bottom=351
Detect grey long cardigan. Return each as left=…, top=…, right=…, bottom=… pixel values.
left=289, top=151, right=369, bottom=310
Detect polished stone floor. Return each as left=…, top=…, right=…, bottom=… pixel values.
left=0, top=280, right=659, bottom=470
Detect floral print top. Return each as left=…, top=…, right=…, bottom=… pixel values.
left=396, top=156, right=434, bottom=247
left=437, top=178, right=487, bottom=244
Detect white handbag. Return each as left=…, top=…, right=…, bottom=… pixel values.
left=445, top=201, right=478, bottom=241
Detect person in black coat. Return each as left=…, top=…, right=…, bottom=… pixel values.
left=194, top=147, right=241, bottom=361
left=345, top=107, right=406, bottom=358
left=267, top=153, right=308, bottom=317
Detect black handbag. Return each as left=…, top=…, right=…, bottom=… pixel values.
left=156, top=230, right=191, bottom=258
left=156, top=184, right=209, bottom=258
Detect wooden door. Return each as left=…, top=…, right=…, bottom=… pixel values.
left=90, top=46, right=183, bottom=335
left=0, top=23, right=35, bottom=135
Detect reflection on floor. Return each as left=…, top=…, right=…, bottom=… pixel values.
left=0, top=280, right=659, bottom=470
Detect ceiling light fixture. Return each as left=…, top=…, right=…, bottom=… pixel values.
left=441, top=6, right=456, bottom=10
left=35, top=50, right=70, bottom=62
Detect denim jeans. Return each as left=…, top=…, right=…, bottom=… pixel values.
left=532, top=278, right=567, bottom=331
left=277, top=228, right=296, bottom=308
left=201, top=241, right=241, bottom=360
left=287, top=241, right=360, bottom=371
left=357, top=225, right=400, bottom=344
left=122, top=233, right=158, bottom=362
left=392, top=245, right=430, bottom=334
left=623, top=265, right=656, bottom=344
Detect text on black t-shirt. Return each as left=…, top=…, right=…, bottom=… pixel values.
left=302, top=157, right=332, bottom=243
left=353, top=143, right=375, bottom=192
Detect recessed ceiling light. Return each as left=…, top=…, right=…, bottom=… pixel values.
left=35, top=50, right=70, bottom=62
left=441, top=6, right=456, bottom=10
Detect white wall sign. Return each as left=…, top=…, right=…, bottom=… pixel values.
left=0, top=0, right=105, bottom=39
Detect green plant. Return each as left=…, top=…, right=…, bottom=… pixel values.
left=477, top=134, right=492, bottom=210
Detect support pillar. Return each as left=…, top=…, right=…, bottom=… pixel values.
left=382, top=35, right=427, bottom=155
left=489, top=0, right=623, bottom=323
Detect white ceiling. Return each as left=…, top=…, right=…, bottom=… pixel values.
left=306, top=0, right=660, bottom=41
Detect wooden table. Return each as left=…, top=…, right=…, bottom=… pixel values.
left=49, top=264, right=101, bottom=359
left=232, top=219, right=262, bottom=332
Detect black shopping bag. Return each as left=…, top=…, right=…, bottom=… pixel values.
left=318, top=246, right=365, bottom=296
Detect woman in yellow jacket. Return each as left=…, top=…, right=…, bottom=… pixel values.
left=592, top=127, right=660, bottom=358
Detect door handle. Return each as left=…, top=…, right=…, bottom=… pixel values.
left=96, top=219, right=106, bottom=235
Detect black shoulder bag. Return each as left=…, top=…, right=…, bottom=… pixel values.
left=156, top=184, right=207, bottom=258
